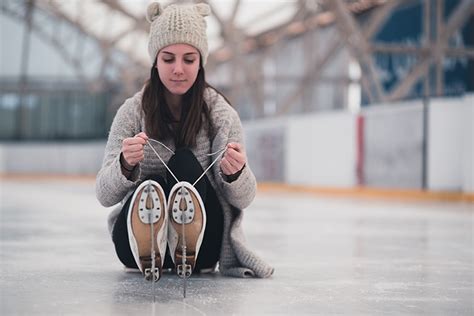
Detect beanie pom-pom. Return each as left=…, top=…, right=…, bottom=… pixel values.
left=146, top=2, right=162, bottom=23
left=194, top=3, right=211, bottom=17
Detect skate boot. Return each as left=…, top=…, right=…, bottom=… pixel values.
left=167, top=181, right=206, bottom=278
left=127, top=180, right=168, bottom=282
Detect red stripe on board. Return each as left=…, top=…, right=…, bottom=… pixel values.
left=356, top=115, right=365, bottom=186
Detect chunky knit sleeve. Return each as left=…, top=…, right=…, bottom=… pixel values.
left=96, top=92, right=143, bottom=207
left=208, top=90, right=257, bottom=209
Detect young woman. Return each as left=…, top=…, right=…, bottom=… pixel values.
left=96, top=2, right=273, bottom=281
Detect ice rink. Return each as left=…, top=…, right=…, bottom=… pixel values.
left=1, top=178, right=473, bottom=315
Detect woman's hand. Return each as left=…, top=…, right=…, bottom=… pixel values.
left=220, top=142, right=247, bottom=176
left=121, top=132, right=148, bottom=169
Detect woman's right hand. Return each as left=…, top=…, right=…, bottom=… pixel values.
left=121, top=132, right=149, bottom=169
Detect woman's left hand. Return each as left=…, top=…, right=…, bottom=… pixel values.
left=220, top=142, right=247, bottom=176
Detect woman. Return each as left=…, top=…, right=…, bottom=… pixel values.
left=96, top=2, right=273, bottom=281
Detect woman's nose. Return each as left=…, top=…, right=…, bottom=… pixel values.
left=173, top=61, right=184, bottom=75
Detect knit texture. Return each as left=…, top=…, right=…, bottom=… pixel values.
left=96, top=87, right=274, bottom=278
left=147, top=2, right=210, bottom=65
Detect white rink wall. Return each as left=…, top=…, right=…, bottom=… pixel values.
left=361, top=100, right=424, bottom=189
left=245, top=94, right=473, bottom=193
left=285, top=112, right=357, bottom=188
left=0, top=95, right=472, bottom=193
left=0, top=141, right=105, bottom=175
left=428, top=95, right=473, bottom=192
left=243, top=112, right=357, bottom=187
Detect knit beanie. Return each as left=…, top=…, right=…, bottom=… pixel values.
left=146, top=2, right=211, bottom=66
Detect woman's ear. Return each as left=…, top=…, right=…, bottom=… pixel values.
left=146, top=2, right=162, bottom=23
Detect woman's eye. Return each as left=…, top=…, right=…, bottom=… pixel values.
left=184, top=59, right=195, bottom=64
left=163, top=58, right=174, bottom=63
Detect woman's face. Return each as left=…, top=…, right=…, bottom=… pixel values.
left=156, top=44, right=200, bottom=96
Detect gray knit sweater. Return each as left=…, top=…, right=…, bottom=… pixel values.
left=96, top=87, right=274, bottom=278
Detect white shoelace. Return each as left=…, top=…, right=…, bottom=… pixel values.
left=146, top=138, right=227, bottom=187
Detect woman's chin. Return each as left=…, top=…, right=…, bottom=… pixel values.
left=168, top=88, right=189, bottom=96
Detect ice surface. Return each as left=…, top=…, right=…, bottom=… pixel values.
left=1, top=179, right=472, bottom=315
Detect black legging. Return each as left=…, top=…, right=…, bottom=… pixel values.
left=111, top=148, right=224, bottom=272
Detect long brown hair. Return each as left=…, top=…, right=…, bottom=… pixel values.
left=141, top=59, right=212, bottom=148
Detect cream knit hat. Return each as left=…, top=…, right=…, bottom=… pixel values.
left=146, top=2, right=211, bottom=66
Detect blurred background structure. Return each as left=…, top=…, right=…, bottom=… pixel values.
left=0, top=0, right=473, bottom=194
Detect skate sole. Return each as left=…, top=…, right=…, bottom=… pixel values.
left=130, top=181, right=166, bottom=280
left=168, top=182, right=206, bottom=273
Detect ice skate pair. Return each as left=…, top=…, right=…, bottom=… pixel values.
left=127, top=179, right=206, bottom=282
